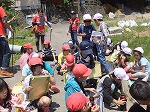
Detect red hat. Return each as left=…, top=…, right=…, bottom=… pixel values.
left=66, top=92, right=89, bottom=111
left=62, top=44, right=70, bottom=51
left=44, top=40, right=50, bottom=45
left=65, top=55, right=75, bottom=66
left=28, top=57, right=43, bottom=66
left=73, top=64, right=92, bottom=77
left=23, top=43, right=33, bottom=49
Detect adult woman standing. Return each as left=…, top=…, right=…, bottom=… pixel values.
left=32, top=8, right=51, bottom=52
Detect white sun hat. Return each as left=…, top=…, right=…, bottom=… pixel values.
left=134, top=47, right=144, bottom=54
left=83, top=14, right=92, bottom=20
left=122, top=47, right=132, bottom=56
left=114, top=68, right=129, bottom=80
left=121, top=41, right=128, bottom=49
left=93, top=13, right=103, bottom=20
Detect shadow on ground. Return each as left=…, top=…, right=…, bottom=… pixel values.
left=50, top=101, right=61, bottom=112
left=9, top=65, right=20, bottom=74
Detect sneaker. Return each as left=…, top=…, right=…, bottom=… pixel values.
left=0, top=70, right=14, bottom=77
left=50, top=84, right=60, bottom=93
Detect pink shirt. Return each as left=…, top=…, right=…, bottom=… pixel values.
left=20, top=52, right=35, bottom=70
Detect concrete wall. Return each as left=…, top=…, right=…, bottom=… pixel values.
left=15, top=0, right=40, bottom=10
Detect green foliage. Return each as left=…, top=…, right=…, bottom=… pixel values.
left=1, top=0, right=14, bottom=19
left=8, top=28, right=35, bottom=65
left=15, top=27, right=33, bottom=38
left=111, top=28, right=150, bottom=61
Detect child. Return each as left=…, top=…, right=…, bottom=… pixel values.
left=60, top=54, right=75, bottom=83
left=21, top=57, right=54, bottom=111
left=113, top=41, right=128, bottom=51
left=115, top=47, right=132, bottom=68
left=64, top=64, right=98, bottom=102
left=96, top=68, right=129, bottom=112
left=67, top=40, right=80, bottom=55
left=93, top=13, right=111, bottom=74
left=42, top=40, right=57, bottom=62
left=0, top=78, right=12, bottom=112
left=20, top=43, right=36, bottom=70
left=21, top=53, right=60, bottom=93
left=129, top=47, right=150, bottom=81
left=78, top=14, right=96, bottom=41
left=76, top=41, right=95, bottom=69
left=57, top=44, right=71, bottom=74
left=66, top=92, right=100, bottom=112
left=67, top=11, right=80, bottom=46
left=107, top=41, right=129, bottom=63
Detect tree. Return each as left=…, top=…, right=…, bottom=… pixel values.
left=1, top=0, right=14, bottom=20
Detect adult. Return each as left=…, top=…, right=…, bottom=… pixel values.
left=93, top=13, right=111, bottom=74
left=67, top=11, right=80, bottom=46
left=129, top=81, right=150, bottom=112
left=32, top=8, right=51, bottom=52
left=0, top=1, right=14, bottom=77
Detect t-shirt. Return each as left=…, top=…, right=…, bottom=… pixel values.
left=64, top=78, right=84, bottom=101
left=138, top=57, right=150, bottom=76
left=22, top=61, right=54, bottom=77
left=19, top=52, right=36, bottom=70
left=78, top=24, right=96, bottom=41
left=99, top=21, right=110, bottom=37
left=69, top=17, right=80, bottom=31
left=32, top=15, right=47, bottom=33
left=0, top=6, right=7, bottom=36
left=58, top=52, right=71, bottom=66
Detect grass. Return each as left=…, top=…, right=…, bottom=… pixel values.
left=8, top=27, right=35, bottom=65
left=109, top=25, right=150, bottom=61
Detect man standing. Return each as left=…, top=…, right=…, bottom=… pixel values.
left=0, top=1, right=14, bottom=77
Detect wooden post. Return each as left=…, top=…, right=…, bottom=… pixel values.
left=77, top=0, right=80, bottom=18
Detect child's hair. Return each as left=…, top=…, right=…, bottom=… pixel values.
left=44, top=44, right=51, bottom=49
left=133, top=50, right=142, bottom=56
left=0, top=78, right=11, bottom=102
left=37, top=8, right=43, bottom=13
left=129, top=81, right=150, bottom=101
left=30, top=64, right=44, bottom=73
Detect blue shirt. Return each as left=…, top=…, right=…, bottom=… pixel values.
left=139, top=57, right=150, bottom=75
left=22, top=61, right=54, bottom=77
left=64, top=78, right=84, bottom=101
left=78, top=24, right=96, bottom=41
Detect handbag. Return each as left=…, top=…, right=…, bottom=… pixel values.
left=31, top=25, right=38, bottom=33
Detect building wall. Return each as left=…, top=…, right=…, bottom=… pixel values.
left=15, top=0, right=40, bottom=10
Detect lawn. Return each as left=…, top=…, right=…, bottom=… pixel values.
left=109, top=24, right=150, bottom=61
left=8, top=27, right=35, bottom=65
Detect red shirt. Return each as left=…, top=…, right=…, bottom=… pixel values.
left=69, top=17, right=80, bottom=31
left=32, top=15, right=47, bottom=33
left=0, top=6, right=7, bottom=36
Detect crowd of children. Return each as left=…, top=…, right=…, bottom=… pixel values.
left=0, top=7, right=150, bottom=112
